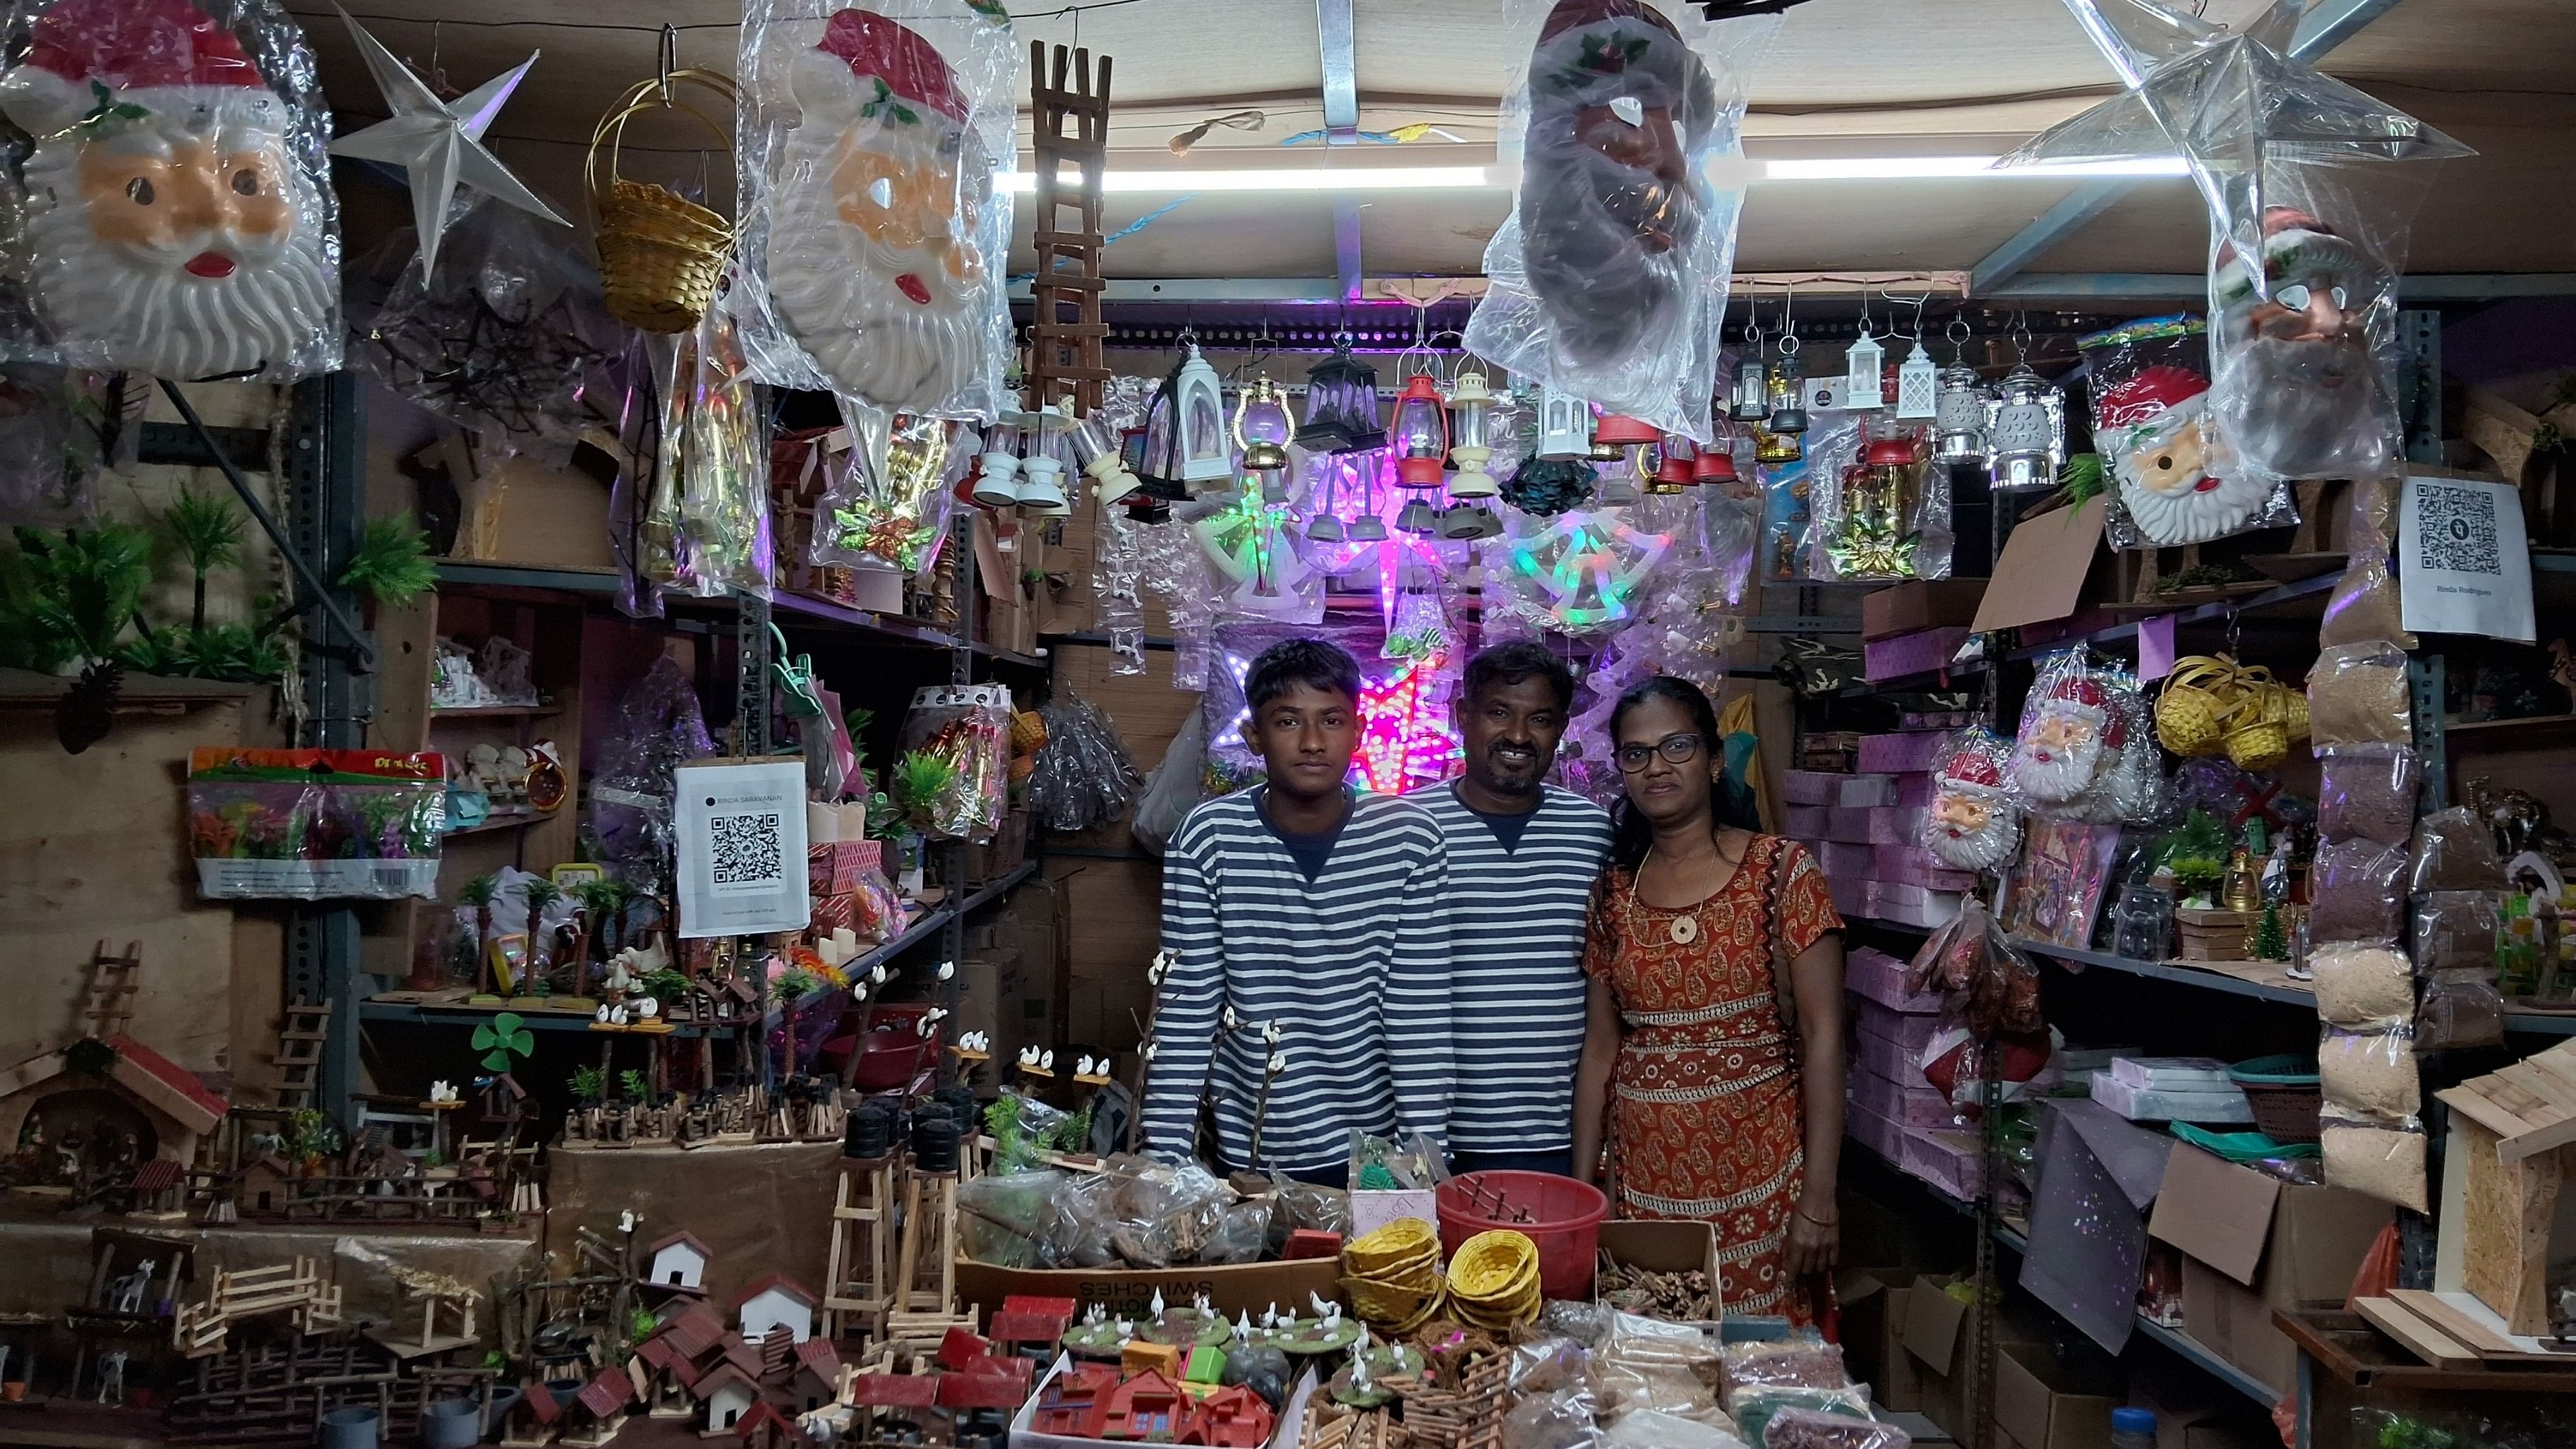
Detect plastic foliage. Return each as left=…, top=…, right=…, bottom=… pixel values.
left=471, top=1011, right=534, bottom=1073
left=583, top=656, right=718, bottom=897
left=2078, top=313, right=2296, bottom=548
left=162, top=486, right=242, bottom=630
left=2157, top=807, right=2230, bottom=905
left=646, top=286, right=776, bottom=599
left=0, top=520, right=148, bottom=669
left=2004, top=0, right=2472, bottom=482
left=1464, top=0, right=1781, bottom=438
left=896, top=683, right=1011, bottom=843
left=339, top=513, right=436, bottom=606
left=733, top=1, right=1016, bottom=420
left=0, top=0, right=340, bottom=381
left=186, top=747, right=446, bottom=899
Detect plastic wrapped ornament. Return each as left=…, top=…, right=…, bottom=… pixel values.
left=1823, top=434, right=1925, bottom=580
left=1926, top=727, right=2023, bottom=872
left=2013, top=656, right=2126, bottom=806
left=1983, top=360, right=2063, bottom=491
left=2081, top=315, right=2293, bottom=548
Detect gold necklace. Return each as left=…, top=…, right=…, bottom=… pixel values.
left=1630, top=844, right=1735, bottom=946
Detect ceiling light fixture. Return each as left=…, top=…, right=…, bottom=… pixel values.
left=994, top=155, right=2191, bottom=195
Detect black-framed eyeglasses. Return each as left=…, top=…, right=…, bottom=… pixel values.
left=1614, top=733, right=1704, bottom=773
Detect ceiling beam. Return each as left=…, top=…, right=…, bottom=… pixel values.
left=1966, top=0, right=2412, bottom=296
left=1316, top=0, right=1364, bottom=301
left=1006, top=272, right=2576, bottom=307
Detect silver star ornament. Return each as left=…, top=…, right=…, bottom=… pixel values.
left=326, top=4, right=567, bottom=279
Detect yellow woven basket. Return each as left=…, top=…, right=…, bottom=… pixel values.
left=587, top=71, right=738, bottom=335
left=2157, top=656, right=2239, bottom=757
left=2223, top=666, right=2293, bottom=770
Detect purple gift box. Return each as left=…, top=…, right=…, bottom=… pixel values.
left=1837, top=773, right=1900, bottom=807
left=1865, top=626, right=1973, bottom=683
left=1858, top=732, right=1948, bottom=774
left=1904, top=1126, right=1984, bottom=1200
left=1846, top=946, right=1944, bottom=1014
left=1784, top=770, right=1841, bottom=805
left=1853, top=1068, right=1968, bottom=1130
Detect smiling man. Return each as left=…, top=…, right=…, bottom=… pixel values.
left=1142, top=637, right=1452, bottom=1186
left=1416, top=641, right=1612, bottom=1176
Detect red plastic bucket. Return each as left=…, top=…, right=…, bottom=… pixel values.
left=1435, top=1170, right=1608, bottom=1300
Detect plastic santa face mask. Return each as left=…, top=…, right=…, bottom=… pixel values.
left=2100, top=363, right=2272, bottom=546
left=0, top=0, right=337, bottom=380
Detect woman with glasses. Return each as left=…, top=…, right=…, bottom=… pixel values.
left=1570, top=676, right=1847, bottom=1324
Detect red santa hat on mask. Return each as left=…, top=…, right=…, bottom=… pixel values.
left=0, top=0, right=275, bottom=138
left=1531, top=0, right=1714, bottom=133
left=1935, top=743, right=2010, bottom=800
left=2097, top=364, right=2209, bottom=435
left=2038, top=674, right=2126, bottom=746
left=790, top=8, right=968, bottom=136
left=2213, top=206, right=2361, bottom=310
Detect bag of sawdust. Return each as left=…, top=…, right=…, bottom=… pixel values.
left=2321, top=1108, right=2427, bottom=1213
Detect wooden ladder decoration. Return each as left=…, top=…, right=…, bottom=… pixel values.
left=1025, top=40, right=1112, bottom=419
left=83, top=939, right=142, bottom=1040
left=273, top=999, right=332, bottom=1110
left=821, top=1158, right=896, bottom=1342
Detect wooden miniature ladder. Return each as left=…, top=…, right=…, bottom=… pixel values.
left=821, top=1158, right=896, bottom=1341
left=1025, top=40, right=1112, bottom=419
left=893, top=1170, right=958, bottom=1317
left=83, top=940, right=142, bottom=1040
left=273, top=999, right=333, bottom=1110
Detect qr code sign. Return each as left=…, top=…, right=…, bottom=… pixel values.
left=708, top=812, right=783, bottom=891
left=2415, top=481, right=2500, bottom=576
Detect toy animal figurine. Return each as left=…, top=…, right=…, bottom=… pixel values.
left=603, top=937, right=669, bottom=996
left=634, top=997, right=660, bottom=1020
left=108, top=1260, right=152, bottom=1313
left=95, top=1349, right=126, bottom=1404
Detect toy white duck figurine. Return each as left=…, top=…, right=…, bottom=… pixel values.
left=635, top=997, right=660, bottom=1019
left=1016, top=1046, right=1042, bottom=1071
left=1150, top=1288, right=1165, bottom=1316
left=594, top=1004, right=611, bottom=1023
left=428, top=1081, right=457, bottom=1104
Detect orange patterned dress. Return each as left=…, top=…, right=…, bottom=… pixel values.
left=1584, top=834, right=1842, bottom=1322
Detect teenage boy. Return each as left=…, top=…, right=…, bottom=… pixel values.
left=1416, top=641, right=1612, bottom=1177
left=1142, top=637, right=1452, bottom=1186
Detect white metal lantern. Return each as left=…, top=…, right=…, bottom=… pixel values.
left=1070, top=414, right=1142, bottom=505
left=1015, top=405, right=1072, bottom=514
left=1985, top=362, right=2065, bottom=491
left=1934, top=362, right=1990, bottom=467
left=1447, top=368, right=1498, bottom=498
left=1537, top=386, right=1590, bottom=461
left=970, top=419, right=1023, bottom=509
left=1896, top=341, right=1939, bottom=420
left=1843, top=326, right=1886, bottom=410
left=1174, top=342, right=1232, bottom=486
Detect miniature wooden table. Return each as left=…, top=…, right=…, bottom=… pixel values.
left=2277, top=1307, right=2576, bottom=1449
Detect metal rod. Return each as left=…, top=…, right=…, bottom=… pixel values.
left=157, top=379, right=376, bottom=673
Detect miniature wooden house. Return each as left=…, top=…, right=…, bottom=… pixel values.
left=0, top=1033, right=229, bottom=1179
left=499, top=1378, right=562, bottom=1449
left=791, top=1337, right=842, bottom=1412
left=728, top=1400, right=797, bottom=1449
left=236, top=1154, right=294, bottom=1215
left=1100, top=1369, right=1185, bottom=1441
left=730, top=1273, right=819, bottom=1345
left=646, top=1231, right=714, bottom=1294
left=693, top=1364, right=762, bottom=1438
left=1028, top=1363, right=1118, bottom=1437
left=631, top=1335, right=694, bottom=1419
left=845, top=1373, right=938, bottom=1441
left=561, top=1367, right=634, bottom=1449
left=1180, top=1384, right=1276, bottom=1448
left=2436, top=1039, right=2576, bottom=1335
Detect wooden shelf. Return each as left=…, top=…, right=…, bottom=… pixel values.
left=0, top=666, right=255, bottom=707
left=2016, top=937, right=2576, bottom=1035
left=2441, top=713, right=2576, bottom=740
left=430, top=704, right=560, bottom=721
left=441, top=810, right=554, bottom=841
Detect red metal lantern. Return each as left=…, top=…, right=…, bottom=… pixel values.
left=1653, top=435, right=1697, bottom=489
left=1390, top=374, right=1448, bottom=488
left=1594, top=412, right=1659, bottom=447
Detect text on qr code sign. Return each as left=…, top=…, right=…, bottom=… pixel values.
left=709, top=812, right=783, bottom=887
left=2415, top=482, right=2500, bottom=575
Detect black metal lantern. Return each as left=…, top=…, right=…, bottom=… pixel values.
left=1294, top=339, right=1383, bottom=454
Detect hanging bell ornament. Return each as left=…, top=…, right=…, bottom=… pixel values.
left=1768, top=347, right=1809, bottom=436
left=1934, top=361, right=1990, bottom=468
left=1843, top=326, right=1886, bottom=411
left=1896, top=341, right=1939, bottom=420
left=1985, top=361, right=2065, bottom=491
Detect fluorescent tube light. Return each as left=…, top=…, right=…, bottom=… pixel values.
left=989, top=155, right=2191, bottom=194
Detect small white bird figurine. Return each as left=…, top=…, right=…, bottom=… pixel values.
left=608, top=1004, right=629, bottom=1026
left=594, top=1004, right=610, bottom=1023
left=1222, top=1005, right=1240, bottom=1032
left=1194, top=1292, right=1210, bottom=1313
left=1262, top=1304, right=1278, bottom=1328
left=1309, top=1292, right=1331, bottom=1319
left=1018, top=1046, right=1041, bottom=1069
left=637, top=997, right=660, bottom=1019
left=428, top=1080, right=455, bottom=1103
left=1074, top=1054, right=1095, bottom=1076
left=1264, top=1021, right=1282, bottom=1045
left=936, top=960, right=955, bottom=982
left=1115, top=1318, right=1133, bottom=1337
left=1267, top=1051, right=1289, bottom=1076
left=620, top=1209, right=637, bottom=1233
left=1150, top=1289, right=1165, bottom=1316
left=1143, top=1040, right=1160, bottom=1063
left=1234, top=1310, right=1251, bottom=1340
left=1039, top=1050, right=1054, bottom=1071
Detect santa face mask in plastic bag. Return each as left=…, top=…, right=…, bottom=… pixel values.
left=1462, top=0, right=1778, bottom=438
left=0, top=0, right=338, bottom=381
left=2081, top=314, right=2294, bottom=548
left=2014, top=652, right=2140, bottom=810
left=734, top=4, right=1013, bottom=420
left=1926, top=726, right=2023, bottom=872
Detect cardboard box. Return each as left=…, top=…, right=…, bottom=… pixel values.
left=1597, top=1218, right=1720, bottom=1285
left=444, top=445, right=617, bottom=571
left=2148, top=1144, right=2393, bottom=1396
left=1349, top=1190, right=1436, bottom=1239
left=1836, top=1270, right=1924, bottom=1412
left=1901, top=1274, right=1982, bottom=1440
left=1971, top=496, right=2108, bottom=635
left=955, top=1254, right=1341, bottom=1324
left=1010, top=1354, right=1313, bottom=1448
left=1994, top=1338, right=2121, bottom=1449
left=1863, top=579, right=1991, bottom=640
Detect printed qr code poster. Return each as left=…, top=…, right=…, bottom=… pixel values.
left=2401, top=472, right=2533, bottom=642
left=674, top=760, right=812, bottom=938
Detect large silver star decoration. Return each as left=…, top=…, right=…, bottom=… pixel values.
left=325, top=4, right=567, bottom=279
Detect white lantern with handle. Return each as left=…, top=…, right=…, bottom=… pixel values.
left=1844, top=326, right=1886, bottom=410
left=1174, top=342, right=1232, bottom=486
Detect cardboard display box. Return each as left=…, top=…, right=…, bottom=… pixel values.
left=1862, top=579, right=1990, bottom=641
left=1836, top=1270, right=1924, bottom=1412
left=1009, top=1356, right=1315, bottom=1449
left=1994, top=1337, right=2121, bottom=1449
left=1901, top=1273, right=1985, bottom=1440
left=2148, top=1144, right=2393, bottom=1396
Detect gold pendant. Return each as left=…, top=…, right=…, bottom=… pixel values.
left=1670, top=915, right=1698, bottom=945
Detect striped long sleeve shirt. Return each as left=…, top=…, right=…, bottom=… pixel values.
left=1142, top=788, right=1452, bottom=1172
left=1414, top=784, right=1613, bottom=1153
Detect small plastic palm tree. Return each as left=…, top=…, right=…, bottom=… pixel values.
left=458, top=874, right=500, bottom=996
left=517, top=879, right=563, bottom=985
left=891, top=750, right=958, bottom=836
left=162, top=486, right=244, bottom=635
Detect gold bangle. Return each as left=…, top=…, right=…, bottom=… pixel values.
left=1795, top=1206, right=1839, bottom=1229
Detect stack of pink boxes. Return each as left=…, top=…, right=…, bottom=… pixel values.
left=1843, top=945, right=1975, bottom=1199
left=1783, top=729, right=1976, bottom=928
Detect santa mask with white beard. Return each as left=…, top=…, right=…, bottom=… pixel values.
left=1926, top=730, right=2022, bottom=872
left=2099, top=363, right=2279, bottom=546
left=2208, top=207, right=2397, bottom=482
left=2014, top=673, right=2126, bottom=805
left=0, top=0, right=335, bottom=381
left=764, top=8, right=1001, bottom=417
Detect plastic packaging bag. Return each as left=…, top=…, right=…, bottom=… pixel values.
left=2321, top=1107, right=2427, bottom=1213
left=1464, top=1, right=1780, bottom=439
left=2312, top=944, right=2414, bottom=1027
left=646, top=287, right=776, bottom=599
left=1813, top=423, right=1949, bottom=582
left=1131, top=707, right=1208, bottom=858
left=811, top=404, right=968, bottom=577
left=1027, top=688, right=1145, bottom=834
left=0, top=364, right=114, bottom=527
left=2412, top=806, right=2508, bottom=893
left=2307, top=642, right=2412, bottom=747
left=958, top=1166, right=1064, bottom=1268
left=2320, top=1021, right=2419, bottom=1119
left=0, top=0, right=340, bottom=381
left=2012, top=651, right=2151, bottom=818
left=1718, top=1339, right=1846, bottom=1409
left=2316, top=742, right=2418, bottom=845
left=187, top=747, right=444, bottom=899
left=1922, top=726, right=2023, bottom=872
left=1503, top=1387, right=1603, bottom=1449
left=2419, top=970, right=2505, bottom=1050
left=2318, top=476, right=2415, bottom=648
left=1764, top=1409, right=1909, bottom=1449
left=896, top=683, right=1010, bottom=843
left=584, top=658, right=718, bottom=898
left=1597, top=1311, right=1726, bottom=1424
left=1729, top=1385, right=1874, bottom=1447
left=2310, top=837, right=2408, bottom=946
left=2081, top=313, right=2294, bottom=548
left=732, top=1, right=1014, bottom=419
left=2414, top=891, right=2500, bottom=973
left=1604, top=1410, right=1745, bottom=1448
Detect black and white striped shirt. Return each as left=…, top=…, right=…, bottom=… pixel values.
left=1416, top=784, right=1613, bottom=1153
left=1143, top=788, right=1452, bottom=1171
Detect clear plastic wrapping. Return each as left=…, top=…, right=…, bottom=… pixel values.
left=1597, top=1311, right=1727, bottom=1425
left=2319, top=476, right=2415, bottom=648
left=1762, top=1409, right=1910, bottom=1449
left=584, top=657, right=718, bottom=899
left=2011, top=651, right=2152, bottom=820
left=732, top=1, right=1014, bottom=419
left=186, top=747, right=443, bottom=899
left=0, top=364, right=114, bottom=526
left=2081, top=313, right=2293, bottom=548
left=2315, top=742, right=2419, bottom=845
left=2412, top=806, right=2508, bottom=893
left=2413, top=891, right=2500, bottom=974
left=2310, top=837, right=2408, bottom=946
left=2321, top=1107, right=2427, bottom=1213
left=1813, top=423, right=1949, bottom=581
left=2320, top=1021, right=2419, bottom=1119
left=811, top=405, right=968, bottom=577
left=1025, top=688, right=1145, bottom=834
left=1730, top=1385, right=1873, bottom=1448
left=646, top=289, right=776, bottom=599
left=957, top=1165, right=1064, bottom=1268
left=897, top=683, right=1011, bottom=843
left=2307, top=642, right=2412, bottom=747
left=1718, top=1338, right=1846, bottom=1409
left=0, top=0, right=340, bottom=381
left=1464, top=1, right=1780, bottom=439
left=2312, top=944, right=2414, bottom=1027
left=2419, top=970, right=2505, bottom=1050
left=1924, top=726, right=2023, bottom=872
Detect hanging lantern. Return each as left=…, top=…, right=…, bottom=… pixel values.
left=970, top=418, right=1023, bottom=510
left=1440, top=503, right=1500, bottom=540
left=1447, top=367, right=1498, bottom=499
left=1694, top=433, right=1739, bottom=485
left=1016, top=405, right=1072, bottom=514
left=1594, top=412, right=1659, bottom=447
left=1595, top=452, right=1641, bottom=506
left=1731, top=337, right=1770, bottom=421
left=1985, top=362, right=2064, bottom=491
left=1390, top=373, right=1449, bottom=488
left=1537, top=386, right=1590, bottom=460
left=1173, top=342, right=1232, bottom=486
left=1934, top=360, right=1991, bottom=467
left=1769, top=347, right=1809, bottom=435
left=1395, top=495, right=1439, bottom=536
left=1651, top=435, right=1697, bottom=491
left=1895, top=340, right=1939, bottom=420
left=1304, top=455, right=1345, bottom=542
left=1233, top=377, right=1293, bottom=472
left=1754, top=423, right=1802, bottom=464
left=1070, top=414, right=1143, bottom=505
left=1843, top=327, right=1886, bottom=410
left=1295, top=340, right=1383, bottom=453
left=1348, top=455, right=1388, bottom=541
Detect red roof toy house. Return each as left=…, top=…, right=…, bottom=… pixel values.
left=845, top=1374, right=938, bottom=1441
left=499, top=1377, right=562, bottom=1449
left=934, top=1325, right=992, bottom=1370
left=729, top=1273, right=820, bottom=1344
left=691, top=1364, right=763, bottom=1441
left=790, top=1337, right=843, bottom=1412
left=1179, top=1384, right=1275, bottom=1448
left=987, top=1308, right=1071, bottom=1357
left=1001, top=1294, right=1080, bottom=1322
left=1028, top=1363, right=1118, bottom=1438
left=728, top=1400, right=796, bottom=1449
left=631, top=1335, right=694, bottom=1417
left=1100, top=1370, right=1186, bottom=1442
left=560, top=1367, right=634, bottom=1448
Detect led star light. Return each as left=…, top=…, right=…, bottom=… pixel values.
left=1507, top=509, right=1674, bottom=632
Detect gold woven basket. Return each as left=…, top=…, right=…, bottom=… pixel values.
left=2157, top=656, right=2239, bottom=757
left=2223, top=666, right=2293, bottom=770
left=588, top=71, right=738, bottom=335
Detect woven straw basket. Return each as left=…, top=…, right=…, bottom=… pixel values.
left=2157, top=656, right=2239, bottom=757
left=588, top=71, right=738, bottom=335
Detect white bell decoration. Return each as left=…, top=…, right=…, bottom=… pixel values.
left=1843, top=326, right=1886, bottom=410
left=1536, top=385, right=1590, bottom=461
left=1014, top=404, right=1073, bottom=515
left=1896, top=341, right=1940, bottom=420
left=1174, top=342, right=1234, bottom=486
